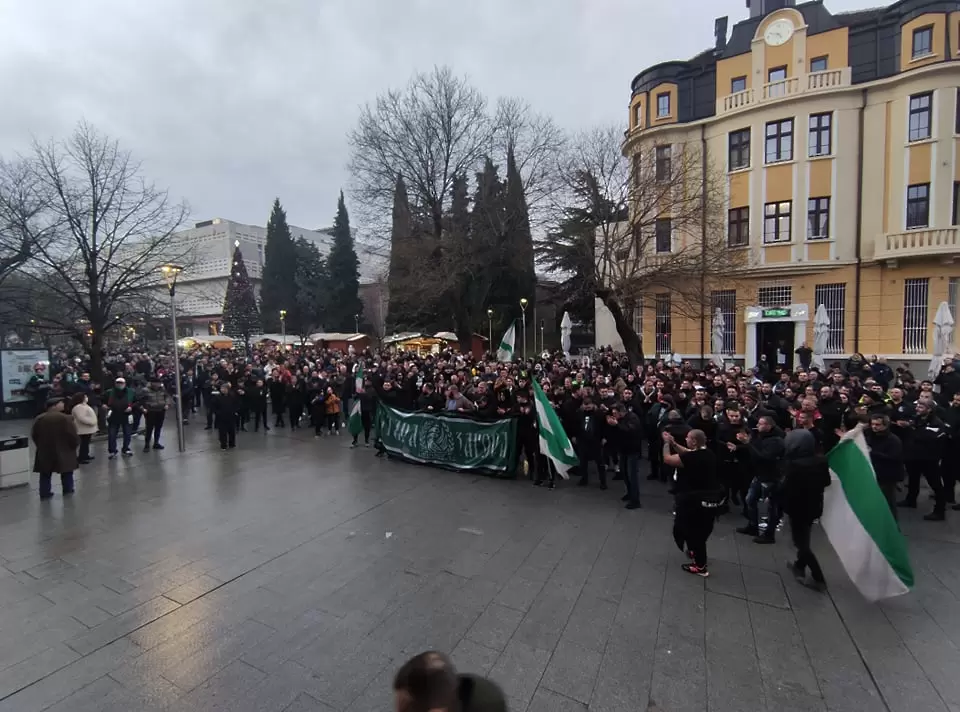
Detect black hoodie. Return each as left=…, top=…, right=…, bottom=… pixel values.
left=779, top=429, right=831, bottom=521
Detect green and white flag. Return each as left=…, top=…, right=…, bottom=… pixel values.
left=823, top=428, right=914, bottom=602
left=348, top=363, right=364, bottom=436
left=531, top=379, right=578, bottom=479
left=497, top=324, right=516, bottom=362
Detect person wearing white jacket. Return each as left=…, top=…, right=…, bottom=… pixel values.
left=70, top=392, right=98, bottom=464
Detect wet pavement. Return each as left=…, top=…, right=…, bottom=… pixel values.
left=0, top=421, right=958, bottom=712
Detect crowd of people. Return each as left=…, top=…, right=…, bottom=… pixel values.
left=26, top=342, right=960, bottom=586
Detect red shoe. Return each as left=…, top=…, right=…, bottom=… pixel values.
left=681, top=563, right=709, bottom=578
left=686, top=550, right=695, bottom=560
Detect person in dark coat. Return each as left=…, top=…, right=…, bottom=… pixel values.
left=351, top=381, right=377, bottom=447
left=248, top=378, right=269, bottom=432
left=392, top=650, right=507, bottom=712
left=269, top=375, right=286, bottom=427
left=574, top=397, right=606, bottom=489
left=211, top=383, right=239, bottom=449
left=864, top=413, right=904, bottom=520
left=779, top=429, right=831, bottom=591
left=31, top=398, right=79, bottom=500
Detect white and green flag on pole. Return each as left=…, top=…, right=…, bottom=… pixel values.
left=348, top=363, right=364, bottom=437
left=497, top=324, right=516, bottom=362
left=531, top=379, right=578, bottom=479
left=823, top=428, right=914, bottom=602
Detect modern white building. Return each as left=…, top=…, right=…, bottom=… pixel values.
left=155, top=218, right=385, bottom=336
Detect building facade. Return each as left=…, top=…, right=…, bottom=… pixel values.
left=153, top=218, right=386, bottom=337
left=596, top=0, right=960, bottom=370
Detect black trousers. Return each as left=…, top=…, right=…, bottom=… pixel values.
left=907, top=459, right=945, bottom=513
left=790, top=516, right=825, bottom=583
left=879, top=481, right=899, bottom=522
left=78, top=434, right=92, bottom=461
left=253, top=408, right=268, bottom=430
left=943, top=450, right=959, bottom=503
left=518, top=435, right=538, bottom=479
left=578, top=444, right=606, bottom=485
left=144, top=411, right=165, bottom=445
left=674, top=503, right=715, bottom=567
left=288, top=406, right=302, bottom=429
left=218, top=425, right=236, bottom=448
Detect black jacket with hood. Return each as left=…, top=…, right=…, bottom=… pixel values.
left=779, top=429, right=831, bottom=522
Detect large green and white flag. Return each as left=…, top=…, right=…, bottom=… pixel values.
left=497, top=324, right=516, bottom=362
left=823, top=428, right=914, bottom=602
left=531, top=379, right=578, bottom=479
left=348, top=363, right=364, bottom=436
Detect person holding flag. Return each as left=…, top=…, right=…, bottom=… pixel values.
left=348, top=363, right=375, bottom=447
left=530, top=379, right=578, bottom=482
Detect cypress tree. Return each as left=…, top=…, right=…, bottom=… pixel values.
left=222, top=243, right=260, bottom=347
left=260, top=198, right=297, bottom=332
left=386, top=174, right=414, bottom=331
left=326, top=191, right=363, bottom=332
left=505, top=145, right=536, bottom=309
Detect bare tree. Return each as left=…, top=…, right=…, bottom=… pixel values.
left=8, top=122, right=190, bottom=378
left=539, top=125, right=747, bottom=365
left=0, top=158, right=50, bottom=284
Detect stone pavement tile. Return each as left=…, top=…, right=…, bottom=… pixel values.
left=492, top=574, right=544, bottom=613
left=883, top=605, right=960, bottom=706
left=0, top=643, right=80, bottom=699
left=705, top=592, right=766, bottom=712
left=41, top=674, right=123, bottom=712
left=451, top=638, right=500, bottom=676
left=177, top=659, right=267, bottom=712
left=649, top=670, right=706, bottom=712
left=152, top=617, right=275, bottom=691
left=464, top=603, right=524, bottom=651
left=475, top=537, right=545, bottom=584
left=588, top=649, right=653, bottom=712
left=539, top=640, right=601, bottom=704
left=487, top=640, right=552, bottom=711
left=342, top=662, right=394, bottom=712
left=527, top=687, right=587, bottom=712
left=65, top=595, right=180, bottom=656
left=750, top=602, right=822, bottom=701
left=285, top=692, right=336, bottom=712
left=763, top=687, right=828, bottom=712
left=704, top=559, right=746, bottom=599
left=0, top=593, right=55, bottom=631
left=295, top=640, right=394, bottom=710
left=559, top=595, right=617, bottom=653
left=510, top=582, right=580, bottom=651
left=0, top=615, right=87, bottom=672
left=742, top=566, right=790, bottom=609
left=22, top=558, right=78, bottom=581
left=0, top=638, right=142, bottom=712
left=163, top=574, right=223, bottom=605
left=609, top=591, right=662, bottom=651
left=242, top=610, right=341, bottom=674
left=513, top=527, right=577, bottom=583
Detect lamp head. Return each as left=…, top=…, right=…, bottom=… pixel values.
left=280, top=310, right=287, bottom=319
left=160, top=264, right=183, bottom=288
left=520, top=298, right=528, bottom=308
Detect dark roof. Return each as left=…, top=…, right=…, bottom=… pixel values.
left=834, top=7, right=886, bottom=25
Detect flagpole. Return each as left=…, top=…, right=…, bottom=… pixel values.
left=520, top=297, right=528, bottom=361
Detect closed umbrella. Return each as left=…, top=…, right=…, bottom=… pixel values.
left=560, top=311, right=572, bottom=358
left=812, top=303, right=830, bottom=371
left=928, top=301, right=955, bottom=380
left=710, top=308, right=725, bottom=369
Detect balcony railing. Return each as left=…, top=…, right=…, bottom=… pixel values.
left=717, top=67, right=852, bottom=116
left=873, top=227, right=960, bottom=262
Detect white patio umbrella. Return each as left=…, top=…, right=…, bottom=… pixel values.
left=928, top=301, right=955, bottom=380
left=710, top=308, right=725, bottom=369
left=811, top=303, right=830, bottom=371
left=560, top=311, right=573, bottom=358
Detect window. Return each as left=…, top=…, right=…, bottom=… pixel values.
left=711, top=290, right=737, bottom=354
left=906, top=183, right=930, bottom=229
left=808, top=112, right=832, bottom=156
left=731, top=76, right=747, bottom=93
left=655, top=294, right=671, bottom=354
left=903, top=278, right=929, bottom=354
left=807, top=197, right=830, bottom=240
left=908, top=93, right=932, bottom=142
left=655, top=218, right=672, bottom=253
left=728, top=128, right=751, bottom=170
left=655, top=145, right=671, bottom=181
left=954, top=182, right=960, bottom=225
left=814, top=283, right=846, bottom=353
left=728, top=207, right=750, bottom=247
left=809, top=56, right=828, bottom=72
left=634, top=104, right=643, bottom=127
left=632, top=154, right=642, bottom=182
left=765, top=119, right=793, bottom=163
left=912, top=25, right=933, bottom=58
left=767, top=66, right=787, bottom=98
left=763, top=201, right=792, bottom=243
left=656, top=92, right=670, bottom=117
left=757, top=285, right=792, bottom=308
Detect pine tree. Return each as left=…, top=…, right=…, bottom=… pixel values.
left=290, top=237, right=328, bottom=339
left=505, top=145, right=536, bottom=310
left=260, top=198, right=298, bottom=332
left=222, top=242, right=260, bottom=347
left=386, top=174, right=413, bottom=331
left=326, top=191, right=363, bottom=333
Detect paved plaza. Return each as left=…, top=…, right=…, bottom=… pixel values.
left=0, top=423, right=958, bottom=712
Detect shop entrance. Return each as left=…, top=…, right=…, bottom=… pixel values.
left=757, top=321, right=794, bottom=371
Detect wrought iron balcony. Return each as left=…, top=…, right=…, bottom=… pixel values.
left=717, top=67, right=852, bottom=116
left=873, top=227, right=960, bottom=263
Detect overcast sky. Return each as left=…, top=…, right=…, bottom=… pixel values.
left=0, top=0, right=868, bottom=231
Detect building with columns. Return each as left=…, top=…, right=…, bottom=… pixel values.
left=597, top=0, right=960, bottom=370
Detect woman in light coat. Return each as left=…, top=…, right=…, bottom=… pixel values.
left=70, top=392, right=98, bottom=464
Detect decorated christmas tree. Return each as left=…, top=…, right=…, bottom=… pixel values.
left=222, top=241, right=260, bottom=347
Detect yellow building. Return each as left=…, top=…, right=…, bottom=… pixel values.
left=596, top=0, right=960, bottom=371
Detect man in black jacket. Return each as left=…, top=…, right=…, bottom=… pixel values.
left=248, top=378, right=269, bottom=432
left=610, top=402, right=643, bottom=509
left=737, top=416, right=785, bottom=543
left=943, top=391, right=960, bottom=509
left=899, top=399, right=948, bottom=521
left=212, top=383, right=239, bottom=450
left=575, top=397, right=606, bottom=490
left=865, top=413, right=904, bottom=520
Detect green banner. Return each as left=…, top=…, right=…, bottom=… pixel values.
left=376, top=404, right=517, bottom=477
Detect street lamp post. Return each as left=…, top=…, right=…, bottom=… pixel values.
left=540, top=319, right=545, bottom=355
left=487, top=309, right=494, bottom=353
left=279, top=310, right=287, bottom=350
left=160, top=264, right=185, bottom=453
left=519, top=298, right=528, bottom=361
left=354, top=314, right=360, bottom=333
